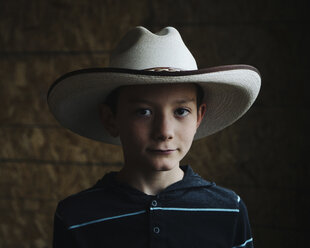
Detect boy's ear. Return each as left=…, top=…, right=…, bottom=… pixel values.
left=196, top=103, right=207, bottom=129
left=99, top=104, right=119, bottom=137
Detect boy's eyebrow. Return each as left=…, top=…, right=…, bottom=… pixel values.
left=128, top=98, right=196, bottom=104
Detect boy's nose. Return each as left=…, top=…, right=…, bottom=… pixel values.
left=152, top=113, right=174, bottom=141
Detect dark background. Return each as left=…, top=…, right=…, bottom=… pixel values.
left=0, top=0, right=308, bottom=247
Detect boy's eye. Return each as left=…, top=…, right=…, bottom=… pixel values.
left=137, top=109, right=152, bottom=116
left=175, top=108, right=190, bottom=117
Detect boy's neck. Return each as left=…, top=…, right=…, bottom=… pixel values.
left=116, top=165, right=184, bottom=196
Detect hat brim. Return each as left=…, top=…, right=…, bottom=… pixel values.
left=48, top=65, right=261, bottom=145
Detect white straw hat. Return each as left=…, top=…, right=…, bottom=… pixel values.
left=48, top=26, right=261, bottom=145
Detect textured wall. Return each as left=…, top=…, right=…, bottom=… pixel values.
left=0, top=0, right=308, bottom=247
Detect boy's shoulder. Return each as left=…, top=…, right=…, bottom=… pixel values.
left=174, top=166, right=241, bottom=209
left=56, top=171, right=116, bottom=211
left=54, top=171, right=121, bottom=228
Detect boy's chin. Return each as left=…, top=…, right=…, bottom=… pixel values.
left=147, top=161, right=180, bottom=172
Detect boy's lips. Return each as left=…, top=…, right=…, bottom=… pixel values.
left=147, top=148, right=178, bottom=154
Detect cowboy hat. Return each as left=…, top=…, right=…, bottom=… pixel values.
left=47, top=26, right=261, bottom=145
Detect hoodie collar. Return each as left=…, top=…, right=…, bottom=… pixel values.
left=95, top=165, right=214, bottom=196
left=162, top=165, right=214, bottom=192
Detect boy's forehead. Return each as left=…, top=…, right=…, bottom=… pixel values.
left=118, top=83, right=197, bottom=100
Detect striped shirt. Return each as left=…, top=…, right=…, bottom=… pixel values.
left=53, top=166, right=254, bottom=248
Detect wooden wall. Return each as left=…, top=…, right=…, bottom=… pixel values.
left=0, top=0, right=308, bottom=247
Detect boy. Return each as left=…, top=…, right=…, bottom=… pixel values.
left=48, top=26, right=261, bottom=247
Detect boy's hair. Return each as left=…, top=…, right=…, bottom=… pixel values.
left=104, top=84, right=205, bottom=115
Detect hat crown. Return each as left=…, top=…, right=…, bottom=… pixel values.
left=109, top=26, right=198, bottom=70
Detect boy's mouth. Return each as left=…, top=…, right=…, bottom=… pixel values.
left=147, top=148, right=177, bottom=154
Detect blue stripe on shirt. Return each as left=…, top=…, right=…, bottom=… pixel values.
left=150, top=207, right=240, bottom=212
left=68, top=210, right=146, bottom=230
left=68, top=207, right=240, bottom=230
left=232, top=237, right=253, bottom=248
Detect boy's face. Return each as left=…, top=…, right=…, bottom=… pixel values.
left=102, top=83, right=206, bottom=173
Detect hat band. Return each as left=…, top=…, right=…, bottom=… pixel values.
left=144, top=67, right=183, bottom=72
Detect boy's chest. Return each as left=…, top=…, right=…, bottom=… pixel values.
left=69, top=201, right=238, bottom=248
